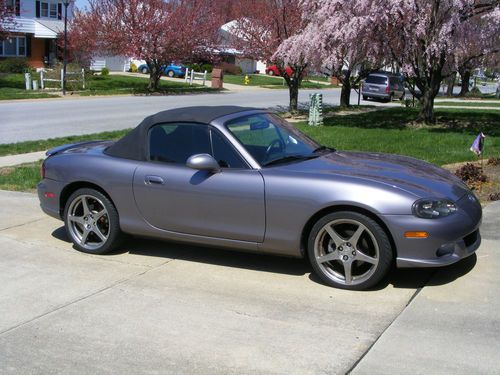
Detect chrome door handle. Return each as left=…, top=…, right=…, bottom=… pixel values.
left=145, top=175, right=164, bottom=185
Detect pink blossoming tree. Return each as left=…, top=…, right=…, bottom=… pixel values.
left=0, top=0, right=15, bottom=40
left=229, top=0, right=307, bottom=113
left=276, top=0, right=499, bottom=122
left=69, top=0, right=221, bottom=91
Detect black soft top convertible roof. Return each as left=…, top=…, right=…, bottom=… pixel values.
left=105, top=106, right=259, bottom=161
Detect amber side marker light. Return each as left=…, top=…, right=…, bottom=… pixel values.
left=404, top=231, right=429, bottom=239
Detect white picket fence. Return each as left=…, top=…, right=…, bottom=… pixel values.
left=184, top=68, right=208, bottom=86
left=25, top=69, right=85, bottom=90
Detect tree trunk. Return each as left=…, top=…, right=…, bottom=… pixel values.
left=147, top=62, right=162, bottom=91
left=340, top=70, right=352, bottom=107
left=288, top=79, right=299, bottom=114
left=459, top=70, right=471, bottom=96
left=417, top=89, right=436, bottom=123
left=446, top=74, right=455, bottom=96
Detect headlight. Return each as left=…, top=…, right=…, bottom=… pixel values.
left=412, top=198, right=457, bottom=219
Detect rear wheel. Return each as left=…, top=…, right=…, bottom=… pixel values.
left=167, top=70, right=175, bottom=77
left=267, top=69, right=275, bottom=76
left=363, top=95, right=368, bottom=100
left=64, top=188, right=123, bottom=254
left=141, top=67, right=148, bottom=74
left=307, top=211, right=393, bottom=290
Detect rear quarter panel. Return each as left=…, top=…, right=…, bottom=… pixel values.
left=45, top=152, right=142, bottom=232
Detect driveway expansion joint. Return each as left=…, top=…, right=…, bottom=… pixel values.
left=0, top=218, right=45, bottom=233
left=345, top=274, right=433, bottom=374
left=0, top=258, right=175, bottom=337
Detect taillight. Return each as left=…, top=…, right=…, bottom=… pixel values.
left=385, top=86, right=390, bottom=93
left=40, top=160, right=46, bottom=179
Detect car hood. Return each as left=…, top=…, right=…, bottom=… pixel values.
left=276, top=151, right=470, bottom=201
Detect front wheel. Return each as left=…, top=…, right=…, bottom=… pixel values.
left=267, top=70, right=275, bottom=76
left=167, top=70, right=175, bottom=77
left=64, top=188, right=123, bottom=254
left=141, top=67, right=148, bottom=74
left=307, top=211, right=393, bottom=290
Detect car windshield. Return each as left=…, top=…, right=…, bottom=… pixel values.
left=226, top=113, right=332, bottom=166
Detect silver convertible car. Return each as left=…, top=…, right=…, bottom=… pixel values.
left=38, top=106, right=482, bottom=290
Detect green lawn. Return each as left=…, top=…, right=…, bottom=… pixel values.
left=0, top=161, right=43, bottom=192
left=296, top=108, right=499, bottom=165
left=0, top=74, right=59, bottom=100
left=434, top=101, right=500, bottom=107
left=220, top=74, right=332, bottom=89
left=0, top=73, right=219, bottom=100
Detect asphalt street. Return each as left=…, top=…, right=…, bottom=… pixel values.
left=0, top=190, right=498, bottom=374
left=0, top=88, right=366, bottom=144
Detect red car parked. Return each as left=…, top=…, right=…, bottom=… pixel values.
left=265, top=65, right=294, bottom=77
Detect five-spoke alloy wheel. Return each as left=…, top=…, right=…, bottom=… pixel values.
left=64, top=188, right=122, bottom=254
left=308, top=211, right=392, bottom=290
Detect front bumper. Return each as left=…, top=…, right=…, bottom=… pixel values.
left=381, top=193, right=482, bottom=268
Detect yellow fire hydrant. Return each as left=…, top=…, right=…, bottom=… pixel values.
left=244, top=75, right=250, bottom=85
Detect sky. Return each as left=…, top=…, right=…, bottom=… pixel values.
left=74, top=0, right=89, bottom=10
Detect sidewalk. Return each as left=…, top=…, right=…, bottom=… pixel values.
left=0, top=151, right=46, bottom=168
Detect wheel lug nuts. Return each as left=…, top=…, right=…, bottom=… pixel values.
left=352, top=251, right=356, bottom=256
left=338, top=246, right=343, bottom=251
left=346, top=242, right=351, bottom=247
left=343, top=255, right=349, bottom=261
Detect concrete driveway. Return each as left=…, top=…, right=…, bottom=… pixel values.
left=0, top=190, right=498, bottom=374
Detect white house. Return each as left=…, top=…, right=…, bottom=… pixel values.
left=1, top=0, right=75, bottom=68
left=219, top=20, right=266, bottom=74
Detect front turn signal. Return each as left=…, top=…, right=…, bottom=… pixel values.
left=404, top=231, right=429, bottom=239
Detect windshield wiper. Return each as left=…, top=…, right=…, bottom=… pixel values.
left=262, top=154, right=318, bottom=167
left=312, top=146, right=335, bottom=154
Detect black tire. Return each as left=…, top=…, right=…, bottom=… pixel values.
left=141, top=67, right=148, bottom=74
left=363, top=95, right=368, bottom=100
left=167, top=70, right=175, bottom=77
left=307, top=211, right=393, bottom=290
left=63, top=188, right=123, bottom=255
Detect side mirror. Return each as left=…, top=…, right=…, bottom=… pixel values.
left=186, top=154, right=221, bottom=173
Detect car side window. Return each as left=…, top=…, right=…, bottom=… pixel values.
left=149, top=123, right=211, bottom=164
left=210, top=129, right=247, bottom=169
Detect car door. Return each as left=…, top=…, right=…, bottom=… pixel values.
left=133, top=122, right=265, bottom=243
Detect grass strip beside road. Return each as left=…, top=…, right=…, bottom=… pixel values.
left=0, top=161, right=42, bottom=192
left=0, top=129, right=131, bottom=157
left=220, top=74, right=332, bottom=89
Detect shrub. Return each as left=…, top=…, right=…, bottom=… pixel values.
left=465, top=86, right=482, bottom=97
left=489, top=193, right=500, bottom=201
left=0, top=58, right=30, bottom=73
left=200, top=63, right=213, bottom=73
left=455, top=163, right=488, bottom=189
left=101, top=67, right=110, bottom=76
left=130, top=62, right=138, bottom=73
left=486, top=157, right=500, bottom=166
